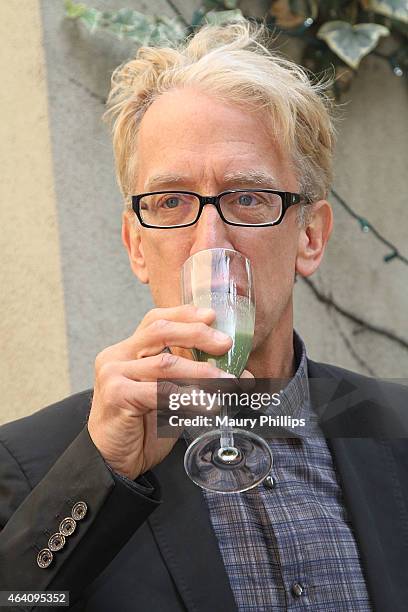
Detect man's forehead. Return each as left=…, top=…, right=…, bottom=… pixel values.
left=143, top=169, right=280, bottom=191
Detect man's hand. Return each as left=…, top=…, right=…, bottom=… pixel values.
left=87, top=305, right=243, bottom=480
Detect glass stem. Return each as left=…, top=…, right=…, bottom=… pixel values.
left=207, top=357, right=236, bottom=451
left=220, top=402, right=235, bottom=450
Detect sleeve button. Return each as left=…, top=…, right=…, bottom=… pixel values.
left=48, top=532, right=66, bottom=552
left=71, top=501, right=88, bottom=521
left=37, top=548, right=53, bottom=568
left=59, top=516, right=76, bottom=536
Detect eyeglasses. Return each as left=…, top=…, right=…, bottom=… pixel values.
left=131, top=189, right=312, bottom=229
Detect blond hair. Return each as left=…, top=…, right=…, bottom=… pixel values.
left=104, top=19, right=339, bottom=222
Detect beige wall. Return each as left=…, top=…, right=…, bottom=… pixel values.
left=0, top=1, right=70, bottom=425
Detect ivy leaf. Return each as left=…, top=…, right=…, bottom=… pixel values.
left=191, top=7, right=207, bottom=28
left=317, top=21, right=390, bottom=69
left=368, top=0, right=408, bottom=24
left=64, top=2, right=186, bottom=44
left=64, top=0, right=87, bottom=19
left=65, top=1, right=101, bottom=32
left=149, top=17, right=187, bottom=45
left=203, top=8, right=245, bottom=25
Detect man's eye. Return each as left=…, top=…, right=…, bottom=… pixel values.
left=162, top=197, right=181, bottom=209
left=237, top=193, right=258, bottom=206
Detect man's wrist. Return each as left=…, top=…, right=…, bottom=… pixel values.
left=103, top=459, right=161, bottom=500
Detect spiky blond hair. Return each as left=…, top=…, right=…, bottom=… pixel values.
left=104, top=19, right=339, bottom=222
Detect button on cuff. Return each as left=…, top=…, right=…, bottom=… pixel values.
left=71, top=500, right=88, bottom=521
left=59, top=516, right=76, bottom=536
left=37, top=548, right=53, bottom=569
left=48, top=532, right=66, bottom=552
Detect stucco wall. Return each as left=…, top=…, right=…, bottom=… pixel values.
left=1, top=0, right=407, bottom=425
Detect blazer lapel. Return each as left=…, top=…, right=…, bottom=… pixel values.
left=149, top=361, right=408, bottom=611
left=308, top=360, right=408, bottom=611
left=150, top=440, right=237, bottom=612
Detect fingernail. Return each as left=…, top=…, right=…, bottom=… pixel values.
left=213, top=330, right=231, bottom=342
left=219, top=371, right=235, bottom=378
left=196, top=308, right=214, bottom=317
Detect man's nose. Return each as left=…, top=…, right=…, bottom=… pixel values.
left=191, top=202, right=234, bottom=254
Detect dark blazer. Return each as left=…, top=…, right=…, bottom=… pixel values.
left=0, top=359, right=407, bottom=612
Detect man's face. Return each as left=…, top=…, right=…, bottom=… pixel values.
left=124, top=87, right=306, bottom=352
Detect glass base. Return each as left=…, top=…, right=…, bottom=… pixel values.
left=184, top=429, right=273, bottom=493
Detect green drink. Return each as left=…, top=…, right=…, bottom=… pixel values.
left=194, top=331, right=253, bottom=376
left=192, top=292, right=255, bottom=376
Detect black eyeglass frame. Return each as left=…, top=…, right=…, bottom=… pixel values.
left=131, top=189, right=312, bottom=229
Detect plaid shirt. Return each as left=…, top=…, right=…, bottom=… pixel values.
left=200, top=332, right=373, bottom=611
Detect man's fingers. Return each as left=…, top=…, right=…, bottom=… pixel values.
left=103, top=305, right=219, bottom=361
left=117, top=352, right=236, bottom=381
left=133, top=320, right=232, bottom=358
left=140, top=304, right=216, bottom=329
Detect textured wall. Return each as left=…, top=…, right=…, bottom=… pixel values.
left=1, top=0, right=407, bottom=425
left=0, top=0, right=70, bottom=424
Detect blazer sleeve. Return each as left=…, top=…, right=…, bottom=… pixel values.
left=0, top=424, right=162, bottom=611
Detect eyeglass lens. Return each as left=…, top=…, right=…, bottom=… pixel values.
left=139, top=192, right=283, bottom=227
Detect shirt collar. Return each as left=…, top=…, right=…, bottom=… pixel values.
left=260, top=330, right=317, bottom=438
left=271, top=330, right=309, bottom=420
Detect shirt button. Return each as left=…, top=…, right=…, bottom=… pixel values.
left=291, top=582, right=304, bottom=597
left=263, top=475, right=277, bottom=489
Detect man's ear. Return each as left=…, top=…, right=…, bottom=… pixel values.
left=295, top=200, right=333, bottom=277
left=122, top=210, right=149, bottom=284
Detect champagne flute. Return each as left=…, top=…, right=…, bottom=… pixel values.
left=180, top=248, right=273, bottom=493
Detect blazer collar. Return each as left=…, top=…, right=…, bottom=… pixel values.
left=308, top=359, right=408, bottom=611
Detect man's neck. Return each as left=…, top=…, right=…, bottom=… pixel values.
left=247, top=324, right=296, bottom=380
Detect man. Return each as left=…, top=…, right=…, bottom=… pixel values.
left=0, top=19, right=407, bottom=612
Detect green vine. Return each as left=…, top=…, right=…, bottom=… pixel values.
left=65, top=0, right=408, bottom=99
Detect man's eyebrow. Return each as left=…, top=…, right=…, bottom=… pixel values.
left=223, top=170, right=278, bottom=187
left=144, top=173, right=190, bottom=191
left=144, top=170, right=278, bottom=191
